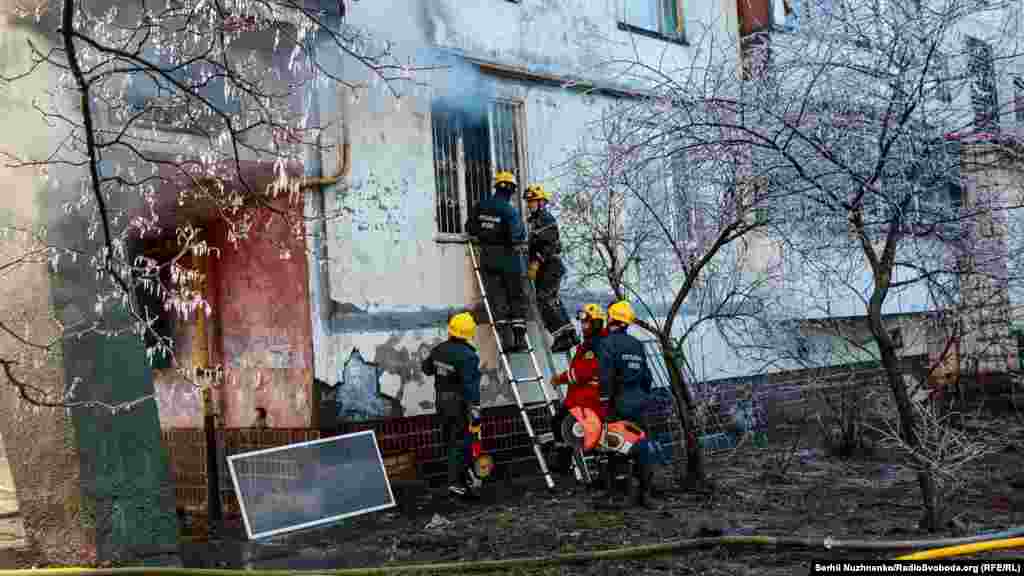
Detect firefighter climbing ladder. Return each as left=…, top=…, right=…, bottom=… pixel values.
left=467, top=243, right=565, bottom=490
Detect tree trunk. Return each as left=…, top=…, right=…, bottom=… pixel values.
left=660, top=336, right=709, bottom=491
left=874, top=309, right=940, bottom=531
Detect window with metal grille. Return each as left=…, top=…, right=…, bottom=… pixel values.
left=431, top=100, right=523, bottom=237
left=966, top=36, right=999, bottom=132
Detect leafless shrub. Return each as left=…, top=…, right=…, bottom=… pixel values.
left=865, top=386, right=1004, bottom=524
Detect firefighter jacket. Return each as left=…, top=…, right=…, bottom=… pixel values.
left=421, top=338, right=482, bottom=417
left=526, top=207, right=563, bottom=266
left=597, top=329, right=653, bottom=423
left=465, top=194, right=527, bottom=274
left=552, top=329, right=607, bottom=418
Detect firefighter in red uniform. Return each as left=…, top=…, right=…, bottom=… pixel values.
left=548, top=303, right=608, bottom=473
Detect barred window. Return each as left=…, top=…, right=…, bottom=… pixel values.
left=431, top=100, right=524, bottom=236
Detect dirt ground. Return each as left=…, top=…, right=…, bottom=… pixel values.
left=186, top=411, right=1024, bottom=575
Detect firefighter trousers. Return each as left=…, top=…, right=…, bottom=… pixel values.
left=480, top=268, right=528, bottom=326
left=439, top=401, right=471, bottom=486
left=534, top=259, right=572, bottom=337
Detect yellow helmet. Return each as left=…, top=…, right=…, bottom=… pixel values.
left=494, top=171, right=517, bottom=188
left=607, top=301, right=636, bottom=325
left=577, top=303, right=606, bottom=323
left=448, top=312, right=477, bottom=341
left=523, top=184, right=551, bottom=202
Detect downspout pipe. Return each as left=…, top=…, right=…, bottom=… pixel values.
left=13, top=526, right=1024, bottom=575
left=300, top=8, right=351, bottom=395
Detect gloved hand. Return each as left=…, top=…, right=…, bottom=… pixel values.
left=469, top=404, right=481, bottom=424
left=528, top=260, right=540, bottom=281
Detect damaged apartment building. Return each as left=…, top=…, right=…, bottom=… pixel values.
left=149, top=0, right=718, bottom=437
left=147, top=0, right=1024, bottom=485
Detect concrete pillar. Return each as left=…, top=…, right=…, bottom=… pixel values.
left=0, top=13, right=179, bottom=566
left=0, top=18, right=93, bottom=567
left=958, top=144, right=1022, bottom=385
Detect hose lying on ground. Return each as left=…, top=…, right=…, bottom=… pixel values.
left=4, top=527, right=1024, bottom=576
left=896, top=537, right=1024, bottom=561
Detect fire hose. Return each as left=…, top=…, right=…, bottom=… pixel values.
left=2, top=526, right=1023, bottom=575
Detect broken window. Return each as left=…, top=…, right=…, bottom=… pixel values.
left=621, top=0, right=685, bottom=40
left=966, top=36, right=1000, bottom=132
left=431, top=100, right=524, bottom=237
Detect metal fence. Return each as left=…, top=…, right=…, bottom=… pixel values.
left=163, top=340, right=710, bottom=516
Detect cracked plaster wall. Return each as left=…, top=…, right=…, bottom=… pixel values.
left=303, top=0, right=732, bottom=417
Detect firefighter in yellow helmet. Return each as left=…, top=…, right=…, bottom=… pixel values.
left=524, top=183, right=579, bottom=353
left=421, top=312, right=483, bottom=499
left=596, top=300, right=657, bottom=508
left=465, top=171, right=529, bottom=353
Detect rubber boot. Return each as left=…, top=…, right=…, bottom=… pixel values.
left=634, top=460, right=658, bottom=509
left=551, top=328, right=580, bottom=353
left=498, top=324, right=518, bottom=353
left=596, top=454, right=625, bottom=510
left=509, top=324, right=528, bottom=353
left=554, top=447, right=574, bottom=475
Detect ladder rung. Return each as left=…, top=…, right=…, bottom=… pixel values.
left=502, top=348, right=534, bottom=355
left=512, top=376, right=544, bottom=384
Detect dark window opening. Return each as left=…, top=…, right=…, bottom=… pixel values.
left=431, top=100, right=522, bottom=236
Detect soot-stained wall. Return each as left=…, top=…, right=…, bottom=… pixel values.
left=301, top=0, right=731, bottom=418
left=212, top=205, right=314, bottom=428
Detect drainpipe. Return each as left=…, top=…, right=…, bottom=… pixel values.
left=308, top=91, right=351, bottom=326
left=301, top=13, right=351, bottom=412
left=190, top=241, right=222, bottom=538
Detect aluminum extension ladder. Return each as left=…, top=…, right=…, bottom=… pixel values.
left=468, top=243, right=590, bottom=489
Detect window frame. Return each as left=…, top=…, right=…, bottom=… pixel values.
left=431, top=98, right=528, bottom=243
left=965, top=35, right=1000, bottom=132
left=617, top=0, right=688, bottom=46
left=112, top=46, right=249, bottom=136
left=769, top=0, right=880, bottom=48
left=771, top=0, right=837, bottom=34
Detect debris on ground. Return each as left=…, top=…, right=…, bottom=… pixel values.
left=424, top=514, right=452, bottom=532
left=183, top=412, right=1024, bottom=575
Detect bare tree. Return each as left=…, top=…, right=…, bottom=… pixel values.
left=865, top=383, right=1005, bottom=526
left=682, top=0, right=1024, bottom=530
left=0, top=0, right=428, bottom=410
left=559, top=93, right=784, bottom=490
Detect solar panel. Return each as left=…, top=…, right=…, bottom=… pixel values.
left=226, top=429, right=396, bottom=540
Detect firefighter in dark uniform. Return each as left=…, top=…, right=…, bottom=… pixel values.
left=420, top=312, right=483, bottom=498
left=549, top=303, right=608, bottom=473
left=466, top=171, right=529, bottom=353
left=597, top=300, right=657, bottom=508
left=524, top=184, right=580, bottom=353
